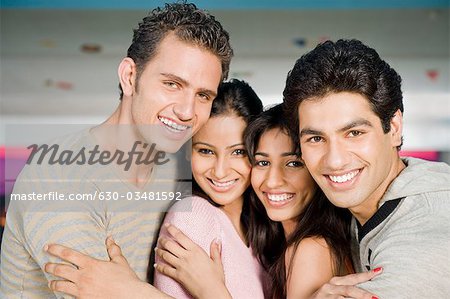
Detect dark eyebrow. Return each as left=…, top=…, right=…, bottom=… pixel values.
left=161, top=73, right=189, bottom=86
left=192, top=142, right=244, bottom=149
left=281, top=152, right=300, bottom=157
left=300, top=119, right=373, bottom=137
left=161, top=73, right=217, bottom=98
left=299, top=128, right=322, bottom=138
left=339, top=119, right=373, bottom=132
left=198, top=88, right=217, bottom=99
left=192, top=142, right=213, bottom=148
left=254, top=152, right=299, bottom=157
left=227, top=143, right=245, bottom=149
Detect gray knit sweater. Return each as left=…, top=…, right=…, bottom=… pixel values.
left=352, top=157, right=450, bottom=298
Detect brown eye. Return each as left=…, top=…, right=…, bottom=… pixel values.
left=198, top=148, right=214, bottom=155
left=287, top=160, right=304, bottom=168
left=232, top=149, right=246, bottom=156
left=255, top=160, right=269, bottom=167
left=308, top=136, right=323, bottom=143
left=164, top=81, right=179, bottom=89
left=198, top=93, right=210, bottom=101
left=349, top=130, right=363, bottom=137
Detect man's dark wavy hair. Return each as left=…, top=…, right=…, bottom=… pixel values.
left=119, top=2, right=233, bottom=98
left=283, top=39, right=403, bottom=149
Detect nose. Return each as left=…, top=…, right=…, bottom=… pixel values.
left=212, top=155, right=229, bottom=179
left=173, top=92, right=195, bottom=122
left=265, top=165, right=285, bottom=189
left=323, top=139, right=351, bottom=171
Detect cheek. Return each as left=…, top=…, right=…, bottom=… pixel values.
left=191, top=154, right=210, bottom=178
left=300, top=146, right=320, bottom=167
left=293, top=171, right=317, bottom=195
left=251, top=170, right=264, bottom=190
left=350, top=136, right=386, bottom=163
left=250, top=172, right=266, bottom=204
left=131, top=95, right=159, bottom=122
left=237, top=161, right=252, bottom=183
left=194, top=103, right=213, bottom=130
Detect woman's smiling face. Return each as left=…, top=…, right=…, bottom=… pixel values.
left=191, top=114, right=251, bottom=206
left=251, top=128, right=317, bottom=233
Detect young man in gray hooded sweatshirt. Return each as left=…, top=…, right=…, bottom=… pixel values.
left=283, top=39, right=450, bottom=298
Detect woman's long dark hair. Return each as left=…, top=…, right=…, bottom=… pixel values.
left=147, top=79, right=263, bottom=282
left=244, top=104, right=353, bottom=299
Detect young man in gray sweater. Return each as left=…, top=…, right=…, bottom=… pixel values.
left=283, top=39, right=450, bottom=298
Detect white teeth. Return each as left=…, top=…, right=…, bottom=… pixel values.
left=267, top=193, right=293, bottom=202
left=211, top=179, right=236, bottom=187
left=329, top=170, right=359, bottom=183
left=158, top=117, right=189, bottom=132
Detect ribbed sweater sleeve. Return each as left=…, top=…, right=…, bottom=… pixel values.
left=154, top=196, right=221, bottom=299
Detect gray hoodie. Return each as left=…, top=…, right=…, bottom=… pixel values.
left=352, top=157, right=450, bottom=298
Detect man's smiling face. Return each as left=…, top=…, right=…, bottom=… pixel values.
left=298, top=91, right=403, bottom=222
left=126, top=33, right=222, bottom=153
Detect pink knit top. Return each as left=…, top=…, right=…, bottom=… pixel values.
left=154, top=196, right=266, bottom=299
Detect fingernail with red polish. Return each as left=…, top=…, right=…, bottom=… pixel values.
left=373, top=267, right=382, bottom=272
left=372, top=296, right=379, bottom=299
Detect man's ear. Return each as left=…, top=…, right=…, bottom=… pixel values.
left=390, top=109, right=403, bottom=148
left=118, top=58, right=137, bottom=97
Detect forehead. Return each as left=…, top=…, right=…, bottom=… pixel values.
left=298, top=92, right=379, bottom=130
left=258, top=128, right=293, bottom=151
left=194, top=115, right=246, bottom=144
left=142, top=33, right=222, bottom=87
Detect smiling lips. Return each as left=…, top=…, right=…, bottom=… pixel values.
left=158, top=116, right=190, bottom=133
left=208, top=178, right=238, bottom=192
left=265, top=192, right=295, bottom=207
left=327, top=169, right=360, bottom=183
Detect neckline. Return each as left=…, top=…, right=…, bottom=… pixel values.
left=356, top=197, right=404, bottom=242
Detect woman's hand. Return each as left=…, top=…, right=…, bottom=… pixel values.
left=155, top=224, right=231, bottom=299
left=44, top=237, right=170, bottom=299
left=309, top=268, right=382, bottom=299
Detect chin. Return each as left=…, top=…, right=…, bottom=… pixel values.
left=328, top=198, right=351, bottom=209
left=266, top=212, right=286, bottom=222
left=157, top=141, right=187, bottom=153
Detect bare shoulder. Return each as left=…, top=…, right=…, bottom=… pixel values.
left=285, top=237, right=330, bottom=263
left=285, top=237, right=334, bottom=299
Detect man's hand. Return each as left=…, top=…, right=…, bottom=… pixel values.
left=310, top=268, right=382, bottom=299
left=45, top=237, right=169, bottom=299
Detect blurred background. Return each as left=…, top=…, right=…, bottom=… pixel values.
left=1, top=0, right=449, bottom=239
